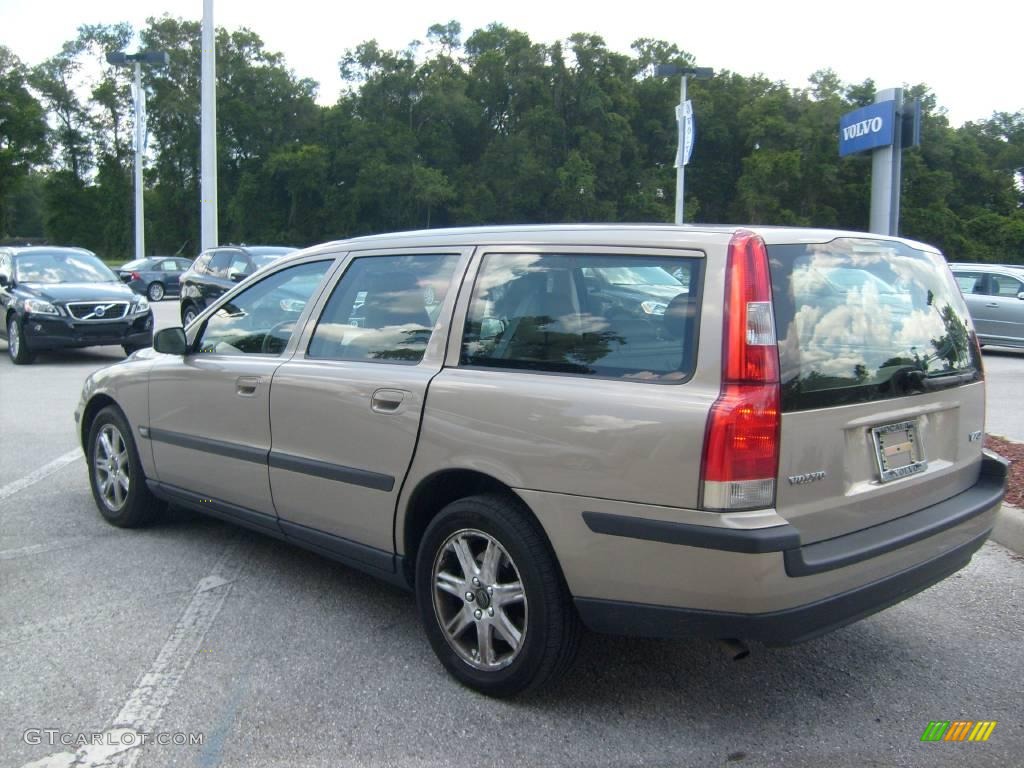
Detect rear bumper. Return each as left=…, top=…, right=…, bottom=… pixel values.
left=536, top=455, right=1007, bottom=644
left=575, top=527, right=990, bottom=645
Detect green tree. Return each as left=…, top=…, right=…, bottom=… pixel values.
left=0, top=47, right=48, bottom=237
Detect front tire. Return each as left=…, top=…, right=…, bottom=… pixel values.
left=87, top=405, right=164, bottom=527
left=147, top=281, right=165, bottom=301
left=415, top=494, right=580, bottom=697
left=181, top=304, right=198, bottom=327
left=7, top=315, right=34, bottom=364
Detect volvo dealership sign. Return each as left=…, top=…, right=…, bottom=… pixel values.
left=839, top=100, right=897, bottom=157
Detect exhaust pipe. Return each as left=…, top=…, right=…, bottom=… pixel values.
left=719, top=638, right=750, bottom=661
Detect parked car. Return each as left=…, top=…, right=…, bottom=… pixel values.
left=1, top=246, right=153, bottom=364
left=178, top=245, right=296, bottom=326
left=949, top=262, right=1024, bottom=348
left=76, top=226, right=1006, bottom=696
left=118, top=256, right=194, bottom=301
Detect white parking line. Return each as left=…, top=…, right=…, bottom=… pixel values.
left=0, top=449, right=83, bottom=503
left=19, top=533, right=251, bottom=768
left=0, top=538, right=90, bottom=561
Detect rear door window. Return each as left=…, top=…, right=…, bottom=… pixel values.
left=307, top=254, right=461, bottom=364
left=992, top=273, right=1024, bottom=297
left=461, top=253, right=702, bottom=382
left=768, top=238, right=981, bottom=411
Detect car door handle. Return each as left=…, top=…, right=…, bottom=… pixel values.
left=371, top=388, right=408, bottom=414
left=236, top=376, right=262, bottom=396
left=985, top=302, right=999, bottom=308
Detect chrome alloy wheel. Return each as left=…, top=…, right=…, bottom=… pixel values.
left=432, top=528, right=528, bottom=670
left=94, top=423, right=130, bottom=512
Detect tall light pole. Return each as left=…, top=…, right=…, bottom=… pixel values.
left=201, top=0, right=218, bottom=251
left=654, top=65, right=714, bottom=224
left=106, top=51, right=169, bottom=260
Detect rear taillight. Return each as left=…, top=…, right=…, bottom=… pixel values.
left=701, top=231, right=781, bottom=511
left=130, top=271, right=142, bottom=281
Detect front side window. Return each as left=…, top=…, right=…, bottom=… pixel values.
left=461, top=253, right=702, bottom=382
left=769, top=239, right=981, bottom=411
left=307, top=254, right=461, bottom=364
left=952, top=271, right=985, bottom=295
left=204, top=251, right=232, bottom=278
left=227, top=252, right=255, bottom=280
left=196, top=261, right=332, bottom=356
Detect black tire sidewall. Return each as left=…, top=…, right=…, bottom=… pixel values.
left=415, top=497, right=562, bottom=697
left=87, top=406, right=155, bottom=527
left=7, top=315, right=31, bottom=364
left=182, top=306, right=197, bottom=326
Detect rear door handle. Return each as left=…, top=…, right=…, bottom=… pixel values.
left=236, top=376, right=262, bottom=396
left=371, top=388, right=408, bottom=414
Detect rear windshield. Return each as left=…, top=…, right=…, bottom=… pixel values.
left=768, top=238, right=981, bottom=412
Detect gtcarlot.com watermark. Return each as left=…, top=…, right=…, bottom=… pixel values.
left=24, top=729, right=204, bottom=747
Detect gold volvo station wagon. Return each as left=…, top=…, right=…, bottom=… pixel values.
left=76, top=225, right=1007, bottom=696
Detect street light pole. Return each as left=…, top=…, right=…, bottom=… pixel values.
left=655, top=64, right=713, bottom=226
left=106, top=50, right=168, bottom=261
left=201, top=0, right=218, bottom=251
left=132, top=61, right=144, bottom=260
left=675, top=74, right=688, bottom=225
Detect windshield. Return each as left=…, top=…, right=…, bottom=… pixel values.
left=769, top=239, right=981, bottom=411
left=15, top=251, right=117, bottom=284
left=591, top=266, right=681, bottom=286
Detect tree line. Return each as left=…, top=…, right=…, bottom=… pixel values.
left=1, top=18, right=1022, bottom=262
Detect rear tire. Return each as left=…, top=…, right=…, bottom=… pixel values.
left=147, top=282, right=165, bottom=302
left=87, top=405, right=164, bottom=528
left=415, top=494, right=580, bottom=697
left=7, top=315, right=34, bottom=365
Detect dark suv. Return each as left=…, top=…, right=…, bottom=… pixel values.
left=0, top=246, right=153, bottom=364
left=178, top=245, right=296, bottom=325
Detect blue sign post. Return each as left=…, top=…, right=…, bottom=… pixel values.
left=839, top=90, right=914, bottom=236
left=839, top=101, right=896, bottom=157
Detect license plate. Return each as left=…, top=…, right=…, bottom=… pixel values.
left=871, top=420, right=927, bottom=483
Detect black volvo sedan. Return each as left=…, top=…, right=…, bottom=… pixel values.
left=0, top=247, right=153, bottom=364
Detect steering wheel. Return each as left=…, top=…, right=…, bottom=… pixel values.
left=261, top=320, right=295, bottom=354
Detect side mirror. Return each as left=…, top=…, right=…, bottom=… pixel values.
left=1017, top=291, right=1024, bottom=301
left=153, top=327, right=188, bottom=355
left=0, top=274, right=9, bottom=287
left=228, top=270, right=246, bottom=283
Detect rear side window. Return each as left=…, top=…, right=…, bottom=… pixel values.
left=769, top=239, right=981, bottom=412
left=461, top=253, right=702, bottom=382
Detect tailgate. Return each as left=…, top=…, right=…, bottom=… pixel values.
left=767, top=237, right=985, bottom=543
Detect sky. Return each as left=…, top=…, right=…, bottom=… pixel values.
left=0, top=0, right=1019, bottom=127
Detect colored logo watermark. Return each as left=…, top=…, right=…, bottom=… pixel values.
left=921, top=721, right=997, bottom=742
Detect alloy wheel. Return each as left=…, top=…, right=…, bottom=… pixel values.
left=94, top=423, right=131, bottom=512
left=431, top=528, right=528, bottom=670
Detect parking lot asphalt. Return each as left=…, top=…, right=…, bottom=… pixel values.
left=1, top=301, right=1023, bottom=768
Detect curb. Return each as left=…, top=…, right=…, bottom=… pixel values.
left=993, top=502, right=1024, bottom=556
left=986, top=432, right=1023, bottom=555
